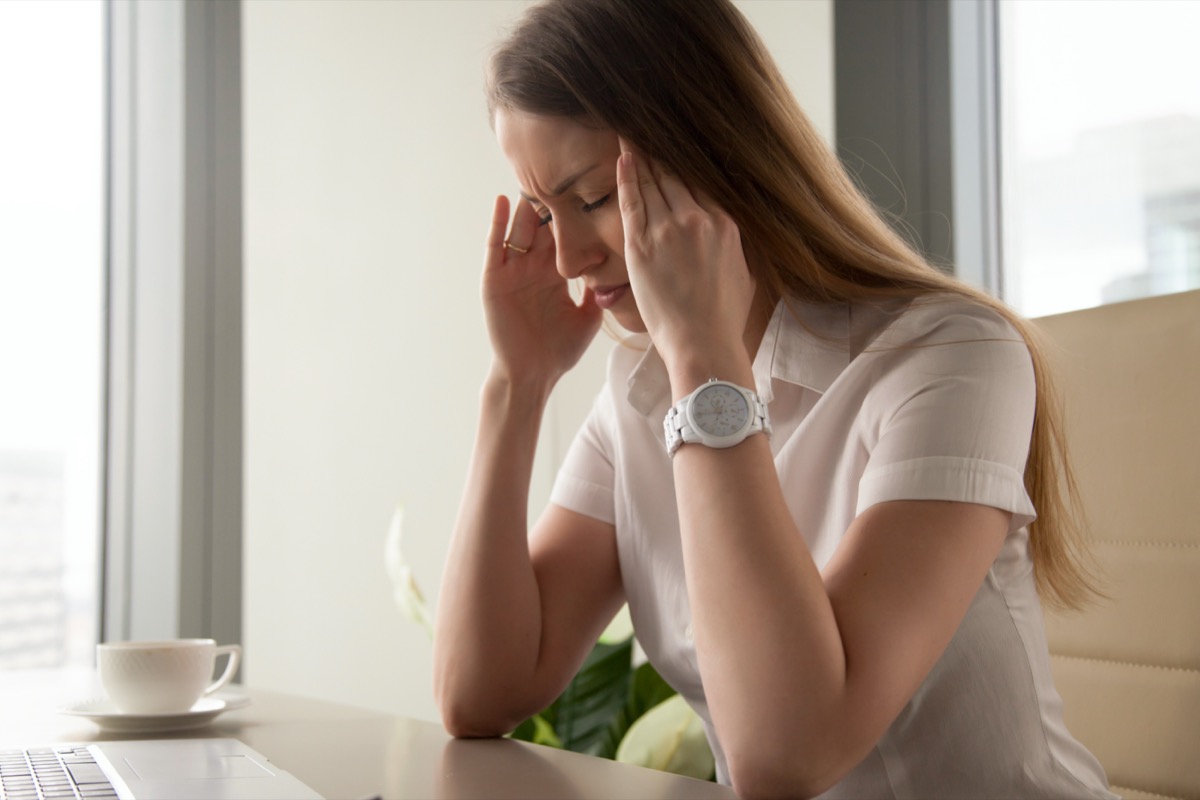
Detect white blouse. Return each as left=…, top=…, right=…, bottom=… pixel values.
left=550, top=296, right=1116, bottom=799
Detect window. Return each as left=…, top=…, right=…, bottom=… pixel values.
left=998, top=0, right=1200, bottom=317
left=0, top=0, right=105, bottom=667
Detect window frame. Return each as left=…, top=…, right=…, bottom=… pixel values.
left=102, top=0, right=243, bottom=648
left=833, top=0, right=1001, bottom=297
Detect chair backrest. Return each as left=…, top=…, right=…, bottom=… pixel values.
left=1035, top=289, right=1200, bottom=800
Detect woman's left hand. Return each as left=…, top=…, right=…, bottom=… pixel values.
left=616, top=139, right=757, bottom=393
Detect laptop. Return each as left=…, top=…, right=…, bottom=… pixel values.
left=0, top=738, right=324, bottom=800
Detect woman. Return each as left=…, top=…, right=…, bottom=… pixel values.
left=433, top=1, right=1116, bottom=797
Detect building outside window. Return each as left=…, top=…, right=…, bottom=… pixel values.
left=0, top=0, right=105, bottom=668
left=998, top=0, right=1200, bottom=318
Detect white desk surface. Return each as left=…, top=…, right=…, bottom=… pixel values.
left=0, top=669, right=737, bottom=800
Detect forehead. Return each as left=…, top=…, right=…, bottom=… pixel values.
left=494, top=110, right=618, bottom=195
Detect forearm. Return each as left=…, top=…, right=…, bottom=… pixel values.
left=674, top=439, right=857, bottom=796
left=433, top=369, right=554, bottom=734
left=667, top=359, right=858, bottom=796
left=676, top=446, right=1012, bottom=799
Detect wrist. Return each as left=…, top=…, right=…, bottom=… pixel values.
left=482, top=365, right=556, bottom=410
left=663, top=377, right=772, bottom=457
left=665, top=351, right=754, bottom=403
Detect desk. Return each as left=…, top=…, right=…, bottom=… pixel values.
left=0, top=670, right=737, bottom=799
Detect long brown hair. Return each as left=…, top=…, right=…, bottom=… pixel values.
left=487, top=0, right=1097, bottom=609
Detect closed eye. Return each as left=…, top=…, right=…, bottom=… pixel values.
left=537, top=193, right=613, bottom=227
left=582, top=193, right=612, bottom=213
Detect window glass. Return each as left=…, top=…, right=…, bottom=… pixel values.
left=0, top=0, right=104, bottom=668
left=999, top=0, right=1200, bottom=317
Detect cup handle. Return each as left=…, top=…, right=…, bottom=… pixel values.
left=204, top=644, right=242, bottom=696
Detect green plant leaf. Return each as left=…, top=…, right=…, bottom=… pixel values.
left=531, top=714, right=564, bottom=748
left=509, top=713, right=563, bottom=748
left=516, top=637, right=634, bottom=755
left=510, top=716, right=537, bottom=743
left=593, top=661, right=678, bottom=759
left=555, top=637, right=635, bottom=755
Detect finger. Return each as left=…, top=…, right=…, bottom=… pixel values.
left=637, top=151, right=702, bottom=214
left=616, top=149, right=646, bottom=238
left=688, top=184, right=725, bottom=217
left=532, top=213, right=557, bottom=258
left=485, top=194, right=511, bottom=269
left=618, top=136, right=669, bottom=218
left=654, top=166, right=700, bottom=213
left=617, top=148, right=667, bottom=240
left=506, top=197, right=541, bottom=253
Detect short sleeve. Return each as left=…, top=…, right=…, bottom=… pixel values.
left=856, top=308, right=1038, bottom=532
left=550, top=389, right=617, bottom=526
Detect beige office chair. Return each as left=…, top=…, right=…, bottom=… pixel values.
left=1035, top=290, right=1200, bottom=800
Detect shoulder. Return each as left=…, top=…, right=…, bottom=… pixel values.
left=869, top=294, right=1027, bottom=351
left=852, top=294, right=1034, bottom=381
left=852, top=294, right=1036, bottom=415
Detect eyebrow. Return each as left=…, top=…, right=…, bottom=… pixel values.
left=519, top=162, right=601, bottom=203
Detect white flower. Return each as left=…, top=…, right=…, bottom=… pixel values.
left=384, top=505, right=433, bottom=639
left=616, top=694, right=714, bottom=779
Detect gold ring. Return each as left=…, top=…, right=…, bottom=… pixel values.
left=504, top=240, right=530, bottom=255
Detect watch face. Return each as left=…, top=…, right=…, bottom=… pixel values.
left=691, top=383, right=750, bottom=437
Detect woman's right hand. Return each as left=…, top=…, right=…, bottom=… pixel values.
left=481, top=195, right=603, bottom=390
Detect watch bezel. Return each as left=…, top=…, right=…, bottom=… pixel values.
left=683, top=381, right=755, bottom=448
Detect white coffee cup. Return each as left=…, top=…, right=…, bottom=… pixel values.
left=97, top=639, right=242, bottom=715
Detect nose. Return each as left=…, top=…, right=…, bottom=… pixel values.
left=552, top=216, right=606, bottom=281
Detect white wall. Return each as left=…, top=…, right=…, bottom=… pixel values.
left=244, top=0, right=833, bottom=722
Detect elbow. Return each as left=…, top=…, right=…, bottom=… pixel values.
left=729, top=770, right=832, bottom=800
left=726, top=747, right=847, bottom=800
left=437, top=694, right=514, bottom=740
left=440, top=711, right=508, bottom=740
left=434, top=657, right=547, bottom=740
left=434, top=675, right=521, bottom=740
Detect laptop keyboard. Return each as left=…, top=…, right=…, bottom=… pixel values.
left=0, top=747, right=119, bottom=800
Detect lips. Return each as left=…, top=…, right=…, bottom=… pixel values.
left=592, top=283, right=630, bottom=310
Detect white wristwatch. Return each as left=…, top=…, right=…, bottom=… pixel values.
left=663, top=379, right=771, bottom=457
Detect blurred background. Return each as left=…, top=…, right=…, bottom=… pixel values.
left=0, top=0, right=1195, bottom=724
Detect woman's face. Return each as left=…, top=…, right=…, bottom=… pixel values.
left=494, top=110, right=645, bottom=333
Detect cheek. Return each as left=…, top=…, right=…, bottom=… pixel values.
left=599, top=209, right=626, bottom=253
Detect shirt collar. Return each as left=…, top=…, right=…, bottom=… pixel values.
left=625, top=299, right=853, bottom=422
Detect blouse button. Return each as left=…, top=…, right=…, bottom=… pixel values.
left=684, top=623, right=694, bottom=643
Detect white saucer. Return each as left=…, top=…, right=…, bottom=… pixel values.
left=58, top=694, right=252, bottom=733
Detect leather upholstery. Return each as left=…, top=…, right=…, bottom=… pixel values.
left=1036, top=290, right=1200, bottom=800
